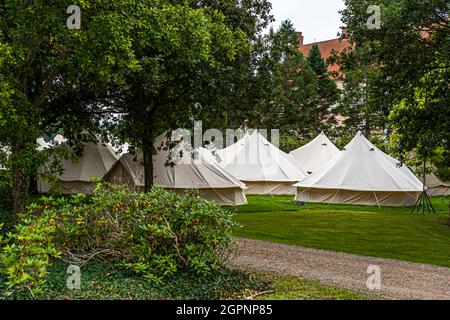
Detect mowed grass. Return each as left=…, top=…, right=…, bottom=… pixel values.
left=232, top=195, right=450, bottom=268
left=255, top=274, right=371, bottom=300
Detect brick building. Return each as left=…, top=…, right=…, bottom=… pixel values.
left=297, top=31, right=351, bottom=79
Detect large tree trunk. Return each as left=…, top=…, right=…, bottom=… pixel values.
left=143, top=142, right=154, bottom=193
left=11, top=139, right=27, bottom=218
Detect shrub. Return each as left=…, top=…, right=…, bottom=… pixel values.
left=0, top=217, right=60, bottom=295
left=0, top=183, right=238, bottom=293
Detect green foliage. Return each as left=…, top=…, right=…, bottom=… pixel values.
left=244, top=20, right=341, bottom=141
left=0, top=0, right=148, bottom=214
left=252, top=20, right=318, bottom=135
left=340, top=0, right=449, bottom=161
left=332, top=42, right=389, bottom=138
left=307, top=44, right=340, bottom=132
left=308, top=44, right=328, bottom=76
left=0, top=169, right=12, bottom=226
left=0, top=261, right=264, bottom=300
left=389, top=73, right=449, bottom=162
left=182, top=1, right=274, bottom=132
left=279, top=132, right=306, bottom=153
left=99, top=2, right=256, bottom=190
left=0, top=260, right=369, bottom=300
left=0, top=212, right=61, bottom=294
left=0, top=183, right=238, bottom=293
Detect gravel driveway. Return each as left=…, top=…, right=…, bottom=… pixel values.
left=230, top=238, right=450, bottom=300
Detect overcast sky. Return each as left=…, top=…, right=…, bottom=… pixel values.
left=269, top=0, right=346, bottom=44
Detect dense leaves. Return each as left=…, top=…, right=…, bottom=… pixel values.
left=0, top=182, right=238, bottom=293
left=0, top=0, right=145, bottom=215
left=339, top=0, right=449, bottom=168
left=108, top=3, right=251, bottom=190
left=307, top=44, right=340, bottom=132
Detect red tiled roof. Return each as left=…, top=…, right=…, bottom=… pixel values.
left=297, top=32, right=351, bottom=75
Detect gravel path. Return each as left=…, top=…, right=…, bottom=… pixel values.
left=230, top=238, right=450, bottom=300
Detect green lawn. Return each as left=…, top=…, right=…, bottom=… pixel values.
left=254, top=273, right=370, bottom=300
left=233, top=195, right=450, bottom=268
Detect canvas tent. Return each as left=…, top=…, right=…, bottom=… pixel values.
left=425, top=172, right=450, bottom=196
left=216, top=131, right=308, bottom=195
left=215, top=132, right=250, bottom=164
left=38, top=141, right=118, bottom=194
left=103, top=133, right=247, bottom=205
left=289, top=131, right=340, bottom=174
left=294, top=132, right=423, bottom=206
left=108, top=141, right=129, bottom=157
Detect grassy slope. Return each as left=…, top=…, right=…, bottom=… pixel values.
left=233, top=196, right=450, bottom=268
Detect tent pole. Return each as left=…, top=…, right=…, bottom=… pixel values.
left=423, top=159, right=426, bottom=193
left=411, top=159, right=435, bottom=214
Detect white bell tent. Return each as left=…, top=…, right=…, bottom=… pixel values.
left=425, top=172, right=450, bottom=196
left=215, top=132, right=250, bottom=164
left=103, top=133, right=247, bottom=206
left=38, top=141, right=118, bottom=194
left=294, top=132, right=423, bottom=206
left=289, top=131, right=340, bottom=174
left=217, top=130, right=308, bottom=195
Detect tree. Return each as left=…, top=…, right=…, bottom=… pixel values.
left=191, top=0, right=274, bottom=132
left=109, top=2, right=249, bottom=191
left=0, top=0, right=143, bottom=215
left=340, top=0, right=449, bottom=165
left=254, top=20, right=317, bottom=136
left=332, top=43, right=388, bottom=139
left=307, top=44, right=340, bottom=133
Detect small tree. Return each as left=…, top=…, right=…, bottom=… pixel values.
left=340, top=0, right=449, bottom=163
left=110, top=4, right=248, bottom=191
left=258, top=20, right=317, bottom=135
left=307, top=44, right=340, bottom=133
left=0, top=1, right=141, bottom=216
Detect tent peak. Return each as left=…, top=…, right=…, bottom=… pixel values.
left=289, top=131, right=340, bottom=174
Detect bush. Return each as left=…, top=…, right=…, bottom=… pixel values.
left=0, top=183, right=238, bottom=293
